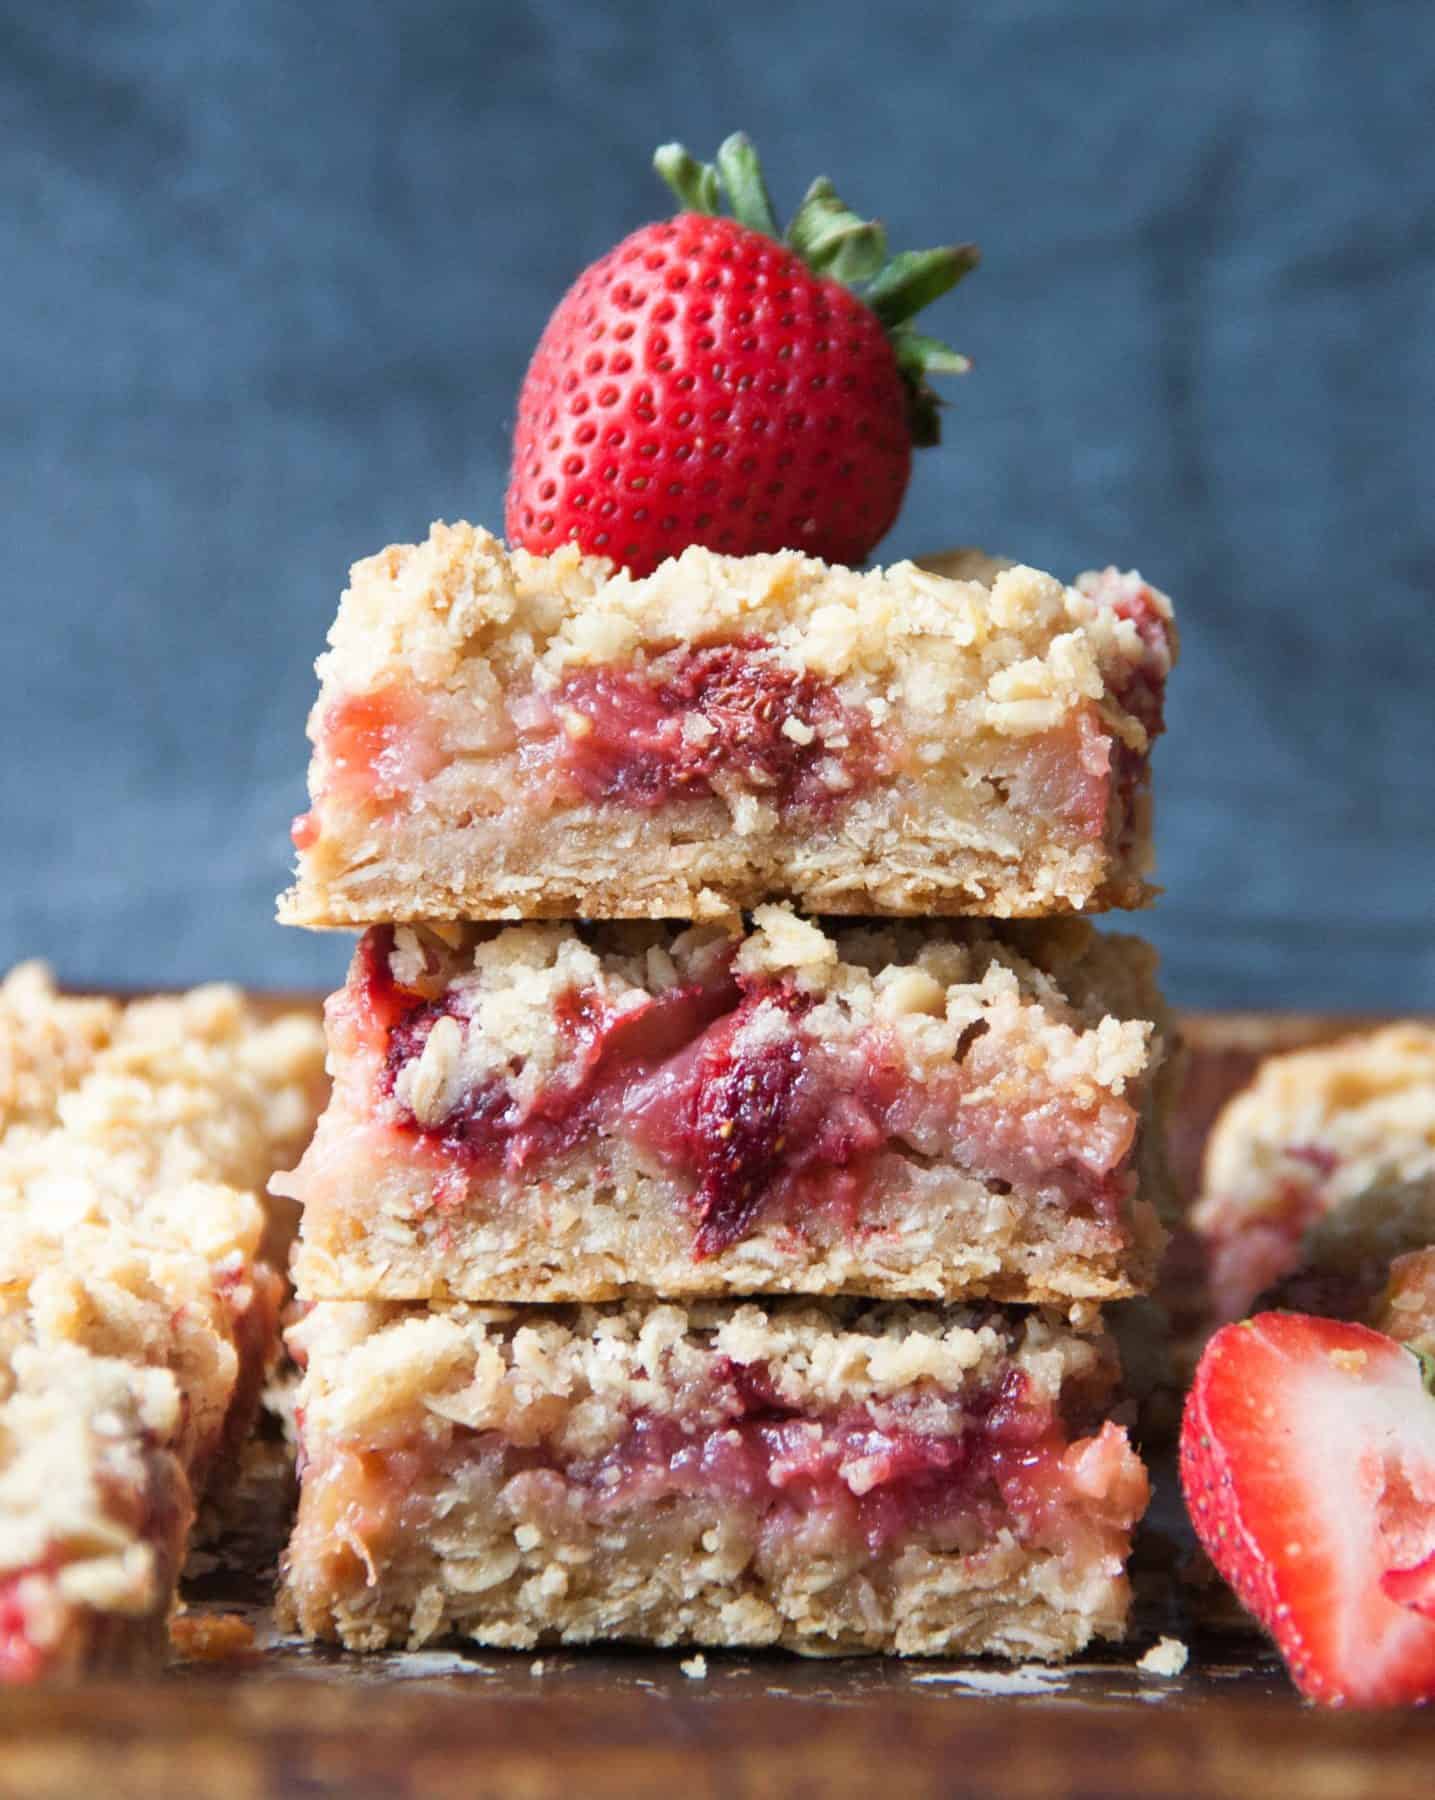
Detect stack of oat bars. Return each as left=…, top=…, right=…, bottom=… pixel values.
left=274, top=524, right=1177, bottom=1660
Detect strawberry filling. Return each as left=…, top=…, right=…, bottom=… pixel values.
left=1200, top=1146, right=1345, bottom=1323
left=526, top=638, right=883, bottom=815
left=622, top=987, right=888, bottom=1255
left=301, top=685, right=444, bottom=836
left=305, top=1360, right=1144, bottom=1576
left=559, top=1365, right=1066, bottom=1555
left=355, top=930, right=1139, bottom=1258
left=366, top=933, right=740, bottom=1176
left=1083, top=573, right=1172, bottom=851
left=0, top=1566, right=50, bottom=1684
left=1005, top=707, right=1113, bottom=843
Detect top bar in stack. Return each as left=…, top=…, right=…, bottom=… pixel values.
left=279, top=524, right=1175, bottom=925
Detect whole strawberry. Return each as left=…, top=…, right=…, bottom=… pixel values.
left=506, top=134, right=977, bottom=576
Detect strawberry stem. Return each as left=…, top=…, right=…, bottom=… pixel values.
left=652, top=133, right=978, bottom=447
left=787, top=178, right=888, bottom=284
left=714, top=133, right=778, bottom=238
left=866, top=246, right=981, bottom=329
left=653, top=145, right=720, bottom=216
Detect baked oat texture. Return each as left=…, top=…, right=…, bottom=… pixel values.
left=279, top=522, right=1175, bottom=925
left=0, top=964, right=327, bottom=1680
left=0, top=1338, right=190, bottom=1679
left=0, top=963, right=327, bottom=1264
left=286, top=912, right=1173, bottom=1307
left=281, top=1298, right=1146, bottom=1661
left=1164, top=1025, right=1435, bottom=1352
left=1195, top=1023, right=1435, bottom=1232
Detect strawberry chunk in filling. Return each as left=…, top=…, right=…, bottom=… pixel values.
left=523, top=637, right=884, bottom=815
left=1004, top=706, right=1113, bottom=844
left=296, top=685, right=443, bottom=843
left=0, top=1565, right=51, bottom=1684
left=357, top=931, right=1141, bottom=1258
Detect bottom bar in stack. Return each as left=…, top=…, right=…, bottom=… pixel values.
left=281, top=1298, right=1148, bottom=1660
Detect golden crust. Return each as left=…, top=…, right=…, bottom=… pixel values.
left=288, top=1296, right=1109, bottom=1446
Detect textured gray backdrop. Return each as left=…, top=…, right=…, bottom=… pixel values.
left=3, top=0, right=1431, bottom=1006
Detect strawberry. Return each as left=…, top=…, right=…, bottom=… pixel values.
left=1180, top=1312, right=1435, bottom=1707
left=506, top=133, right=977, bottom=576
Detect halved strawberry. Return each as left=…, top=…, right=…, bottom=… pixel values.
left=1180, top=1313, right=1435, bottom=1707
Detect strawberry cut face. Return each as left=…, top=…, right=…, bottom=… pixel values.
left=1383, top=1550, right=1435, bottom=1620
left=1181, top=1313, right=1435, bottom=1707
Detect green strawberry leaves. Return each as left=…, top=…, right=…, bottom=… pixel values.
left=787, top=177, right=888, bottom=284
left=654, top=133, right=977, bottom=448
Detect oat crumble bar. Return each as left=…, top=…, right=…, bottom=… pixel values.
left=283, top=910, right=1171, bottom=1307
left=0, top=967, right=326, bottom=1681
left=0, top=1340, right=190, bottom=1680
left=279, top=524, right=1175, bottom=925
left=280, top=1297, right=1148, bottom=1660
left=1191, top=1024, right=1435, bottom=1325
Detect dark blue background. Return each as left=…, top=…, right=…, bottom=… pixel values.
left=4, top=0, right=1431, bottom=1006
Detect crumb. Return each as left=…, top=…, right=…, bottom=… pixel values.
left=1137, top=1636, right=1189, bottom=1678
left=169, top=1610, right=257, bottom=1662
left=680, top=1653, right=708, bottom=1680
left=529, top=1658, right=546, bottom=1677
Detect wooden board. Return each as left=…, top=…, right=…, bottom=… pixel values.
left=3, top=1011, right=1433, bottom=1798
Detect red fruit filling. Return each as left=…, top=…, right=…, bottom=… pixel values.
left=362, top=928, right=739, bottom=1176
left=562, top=1365, right=1068, bottom=1555
left=358, top=930, right=1139, bottom=1256
left=1200, top=1145, right=1344, bottom=1323
left=1005, top=707, right=1113, bottom=844
left=1098, top=576, right=1172, bottom=851
left=0, top=1566, right=48, bottom=1684
left=308, top=685, right=442, bottom=821
left=531, top=638, right=882, bottom=815
left=624, top=989, right=891, bottom=1255
left=312, top=1361, right=1143, bottom=1574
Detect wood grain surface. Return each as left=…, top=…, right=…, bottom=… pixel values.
left=2, top=1010, right=1433, bottom=1799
